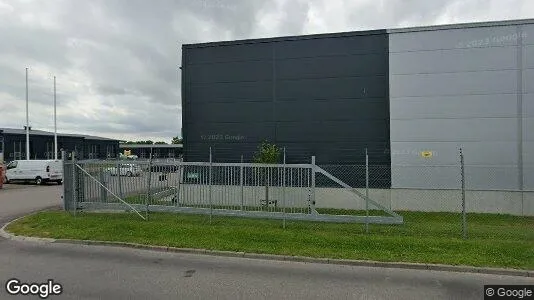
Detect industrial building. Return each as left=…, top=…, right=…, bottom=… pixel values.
left=181, top=18, right=534, bottom=191
left=119, top=143, right=183, bottom=159
left=0, top=128, right=120, bottom=162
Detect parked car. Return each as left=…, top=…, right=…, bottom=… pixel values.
left=105, top=164, right=142, bottom=177
left=119, top=153, right=138, bottom=160
left=149, top=163, right=180, bottom=173
left=4, top=160, right=63, bottom=185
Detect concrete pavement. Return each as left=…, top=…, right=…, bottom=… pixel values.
left=0, top=184, right=532, bottom=299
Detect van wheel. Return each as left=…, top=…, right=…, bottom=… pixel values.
left=57, top=180, right=63, bottom=185
left=4, top=177, right=9, bottom=184
left=126, top=171, right=133, bottom=177
left=35, top=177, right=43, bottom=185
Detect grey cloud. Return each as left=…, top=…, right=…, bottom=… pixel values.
left=333, top=0, right=450, bottom=31
left=278, top=1, right=311, bottom=35
left=96, top=85, right=131, bottom=96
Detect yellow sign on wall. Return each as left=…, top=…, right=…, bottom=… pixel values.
left=421, top=151, right=433, bottom=158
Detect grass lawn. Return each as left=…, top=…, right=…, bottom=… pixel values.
left=6, top=210, right=534, bottom=270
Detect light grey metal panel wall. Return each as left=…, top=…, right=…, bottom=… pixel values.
left=524, top=45, right=534, bottom=68
left=389, top=23, right=531, bottom=190
left=525, top=118, right=534, bottom=141
left=391, top=141, right=519, bottom=165
left=521, top=23, right=534, bottom=44
left=525, top=114, right=534, bottom=190
left=525, top=141, right=534, bottom=190
left=525, top=168, right=534, bottom=190
left=524, top=69, right=534, bottom=93
left=390, top=46, right=517, bottom=74
left=525, top=94, right=534, bottom=117
left=391, top=70, right=518, bottom=97
left=391, top=119, right=517, bottom=142
left=525, top=142, right=534, bottom=164
left=390, top=26, right=518, bottom=52
left=523, top=25, right=534, bottom=189
left=390, top=94, right=517, bottom=119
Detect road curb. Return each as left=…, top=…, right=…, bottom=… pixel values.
left=1, top=217, right=532, bottom=278
left=0, top=210, right=58, bottom=243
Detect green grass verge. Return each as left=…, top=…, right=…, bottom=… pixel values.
left=6, top=211, right=534, bottom=269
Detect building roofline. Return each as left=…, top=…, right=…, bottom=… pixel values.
left=387, top=18, right=534, bottom=34
left=182, top=29, right=387, bottom=49
left=0, top=128, right=119, bottom=141
left=81, top=135, right=118, bottom=141
left=182, top=18, right=534, bottom=49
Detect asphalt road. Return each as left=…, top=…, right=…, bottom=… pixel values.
left=0, top=184, right=532, bottom=300
left=0, top=183, right=62, bottom=225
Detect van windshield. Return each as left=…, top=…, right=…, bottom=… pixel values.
left=7, top=161, right=18, bottom=169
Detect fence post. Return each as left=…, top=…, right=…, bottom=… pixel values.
left=209, top=147, right=213, bottom=224
left=283, top=148, right=286, bottom=229
left=117, top=158, right=123, bottom=199
left=460, top=148, right=467, bottom=239
left=365, top=148, right=369, bottom=234
left=175, top=161, right=181, bottom=207
left=72, top=151, right=77, bottom=216
left=240, top=155, right=244, bottom=211
left=99, top=169, right=107, bottom=204
left=146, top=153, right=152, bottom=221
left=61, top=150, right=67, bottom=211
left=311, top=156, right=316, bottom=215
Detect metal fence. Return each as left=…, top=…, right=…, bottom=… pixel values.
left=62, top=150, right=403, bottom=225
left=61, top=149, right=533, bottom=240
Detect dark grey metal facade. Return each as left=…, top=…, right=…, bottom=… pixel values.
left=0, top=128, right=120, bottom=161
left=182, top=30, right=391, bottom=174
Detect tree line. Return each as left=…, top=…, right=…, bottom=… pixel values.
left=120, top=136, right=182, bottom=145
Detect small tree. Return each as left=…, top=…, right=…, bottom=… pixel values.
left=253, top=141, right=281, bottom=164
left=253, top=141, right=281, bottom=207
left=171, top=136, right=183, bottom=144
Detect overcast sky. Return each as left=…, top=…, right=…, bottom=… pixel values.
left=1, top=0, right=533, bottom=142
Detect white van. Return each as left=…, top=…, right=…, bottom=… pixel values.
left=5, top=160, right=63, bottom=185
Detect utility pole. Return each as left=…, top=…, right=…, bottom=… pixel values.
left=25, top=67, right=30, bottom=160
left=54, top=76, right=58, bottom=160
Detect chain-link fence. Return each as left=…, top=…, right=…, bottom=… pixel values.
left=61, top=149, right=533, bottom=242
